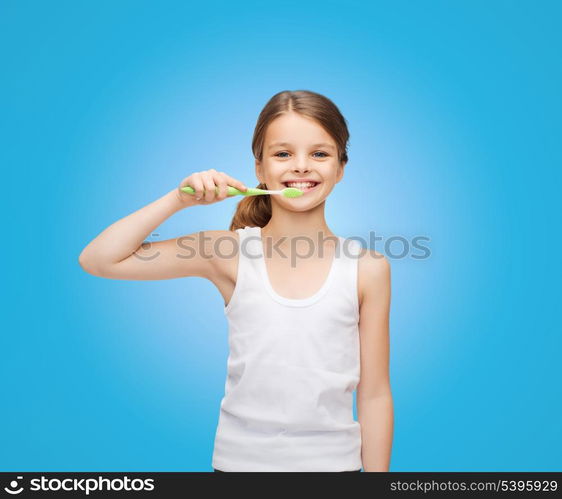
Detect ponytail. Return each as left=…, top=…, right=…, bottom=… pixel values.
left=229, top=182, right=272, bottom=231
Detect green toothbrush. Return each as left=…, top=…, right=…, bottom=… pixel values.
left=180, top=185, right=304, bottom=198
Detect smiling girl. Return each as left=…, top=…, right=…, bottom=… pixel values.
left=79, top=90, right=393, bottom=472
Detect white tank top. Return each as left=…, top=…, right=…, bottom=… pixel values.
left=212, top=225, right=363, bottom=472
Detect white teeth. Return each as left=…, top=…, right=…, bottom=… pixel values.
left=285, top=182, right=317, bottom=188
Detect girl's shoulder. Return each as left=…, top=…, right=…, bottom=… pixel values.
left=212, top=229, right=244, bottom=282
left=355, top=246, right=391, bottom=307
left=187, top=229, right=240, bottom=281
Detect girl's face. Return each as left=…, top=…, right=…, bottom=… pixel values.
left=255, top=112, right=345, bottom=210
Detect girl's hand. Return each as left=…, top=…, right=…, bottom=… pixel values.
left=176, top=169, right=248, bottom=206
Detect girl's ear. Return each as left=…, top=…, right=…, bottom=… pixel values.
left=336, top=161, right=346, bottom=183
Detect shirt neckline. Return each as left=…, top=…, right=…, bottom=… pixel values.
left=255, top=226, right=342, bottom=307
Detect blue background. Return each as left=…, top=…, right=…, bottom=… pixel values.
left=2, top=0, right=560, bottom=471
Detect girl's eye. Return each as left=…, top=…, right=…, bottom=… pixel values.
left=274, top=151, right=329, bottom=158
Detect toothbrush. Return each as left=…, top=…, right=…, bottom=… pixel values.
left=180, top=185, right=304, bottom=198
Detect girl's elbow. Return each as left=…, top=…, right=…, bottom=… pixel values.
left=78, top=251, right=103, bottom=276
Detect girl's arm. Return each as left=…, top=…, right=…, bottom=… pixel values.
left=356, top=250, right=393, bottom=472
left=78, top=170, right=247, bottom=280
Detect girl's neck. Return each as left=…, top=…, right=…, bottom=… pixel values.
left=260, top=210, right=336, bottom=249
left=262, top=199, right=335, bottom=239
left=261, top=223, right=334, bottom=240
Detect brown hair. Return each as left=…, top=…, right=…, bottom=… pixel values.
left=228, top=90, right=350, bottom=231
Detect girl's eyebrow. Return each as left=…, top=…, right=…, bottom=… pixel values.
left=268, top=141, right=336, bottom=150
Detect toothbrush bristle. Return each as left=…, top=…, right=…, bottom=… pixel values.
left=282, top=187, right=304, bottom=198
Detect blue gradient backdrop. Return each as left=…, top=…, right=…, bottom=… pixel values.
left=2, top=0, right=560, bottom=471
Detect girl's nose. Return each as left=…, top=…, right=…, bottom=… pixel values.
left=292, top=160, right=310, bottom=173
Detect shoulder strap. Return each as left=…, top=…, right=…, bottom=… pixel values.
left=338, top=238, right=363, bottom=322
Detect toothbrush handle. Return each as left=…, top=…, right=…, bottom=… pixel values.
left=180, top=186, right=266, bottom=196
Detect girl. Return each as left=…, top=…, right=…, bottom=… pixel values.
left=79, top=90, right=393, bottom=472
